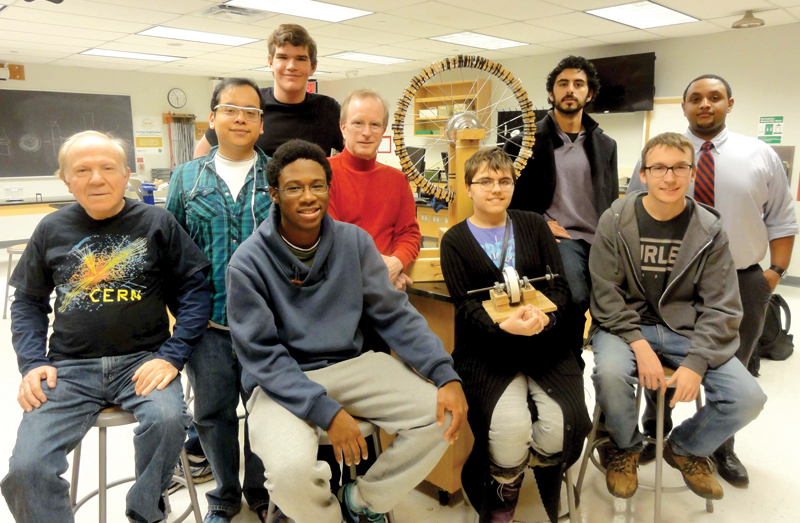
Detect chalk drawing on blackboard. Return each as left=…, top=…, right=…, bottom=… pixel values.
left=0, top=128, right=10, bottom=156
left=19, top=134, right=41, bottom=153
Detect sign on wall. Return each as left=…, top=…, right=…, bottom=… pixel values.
left=758, top=116, right=784, bottom=144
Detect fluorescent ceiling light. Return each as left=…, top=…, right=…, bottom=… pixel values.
left=81, top=49, right=182, bottom=62
left=430, top=32, right=527, bottom=50
left=325, top=52, right=409, bottom=65
left=138, top=26, right=259, bottom=46
left=587, top=1, right=697, bottom=29
left=225, top=0, right=371, bottom=23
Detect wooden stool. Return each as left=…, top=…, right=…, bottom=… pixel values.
left=263, top=420, right=396, bottom=523
left=3, top=243, right=27, bottom=319
left=576, top=369, right=713, bottom=523
left=70, top=406, right=202, bottom=523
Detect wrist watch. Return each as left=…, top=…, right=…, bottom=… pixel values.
left=768, top=265, right=788, bottom=279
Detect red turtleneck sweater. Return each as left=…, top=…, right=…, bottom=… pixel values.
left=328, top=148, right=421, bottom=268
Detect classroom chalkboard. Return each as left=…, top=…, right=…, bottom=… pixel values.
left=0, top=90, right=135, bottom=178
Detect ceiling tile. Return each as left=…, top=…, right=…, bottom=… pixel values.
left=0, top=19, right=127, bottom=42
left=0, top=49, right=74, bottom=60
left=527, top=12, right=634, bottom=36
left=198, top=52, right=268, bottom=66
left=112, top=35, right=232, bottom=53
left=216, top=45, right=271, bottom=58
left=590, top=30, right=665, bottom=44
left=1, top=6, right=152, bottom=33
left=384, top=1, right=514, bottom=30
left=541, top=0, right=629, bottom=9
left=645, top=20, right=728, bottom=37
left=51, top=57, right=152, bottom=70
left=437, top=0, right=573, bottom=19
left=311, top=35, right=375, bottom=53
left=13, top=0, right=183, bottom=24
left=0, top=39, right=88, bottom=54
left=540, top=37, right=608, bottom=50
left=0, top=55, right=60, bottom=64
left=366, top=45, right=444, bottom=60
left=768, top=0, right=800, bottom=6
left=399, top=38, right=510, bottom=56
left=100, top=42, right=205, bottom=59
left=708, top=8, right=800, bottom=28
left=479, top=22, right=578, bottom=44
left=338, top=13, right=456, bottom=38
left=80, top=0, right=217, bottom=15
left=329, top=1, right=429, bottom=13
left=158, top=14, right=273, bottom=39
left=496, top=43, right=564, bottom=56
left=788, top=6, right=800, bottom=17
left=248, top=15, right=331, bottom=30
left=655, top=0, right=778, bottom=19
left=0, top=30, right=106, bottom=49
left=312, top=22, right=417, bottom=45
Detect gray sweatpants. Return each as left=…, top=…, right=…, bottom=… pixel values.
left=489, top=373, right=564, bottom=470
left=247, top=351, right=452, bottom=523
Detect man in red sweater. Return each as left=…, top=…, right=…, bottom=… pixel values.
left=329, top=88, right=421, bottom=291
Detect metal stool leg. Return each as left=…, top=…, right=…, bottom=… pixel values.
left=99, top=426, right=107, bottom=523
left=179, top=448, right=203, bottom=523
left=565, top=466, right=579, bottom=523
left=70, top=441, right=82, bottom=509
left=576, top=402, right=602, bottom=494
left=3, top=251, right=13, bottom=320
left=654, top=389, right=665, bottom=523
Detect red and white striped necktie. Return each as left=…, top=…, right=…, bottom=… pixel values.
left=694, top=141, right=715, bottom=206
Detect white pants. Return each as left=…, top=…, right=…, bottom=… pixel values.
left=247, top=351, right=451, bottom=523
left=488, top=373, right=564, bottom=470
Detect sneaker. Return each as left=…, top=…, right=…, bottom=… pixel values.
left=663, top=442, right=723, bottom=500
left=337, top=482, right=385, bottom=523
left=202, top=511, right=234, bottom=523
left=605, top=447, right=639, bottom=499
left=169, top=454, right=214, bottom=494
left=486, top=475, right=524, bottom=523
left=528, top=448, right=560, bottom=468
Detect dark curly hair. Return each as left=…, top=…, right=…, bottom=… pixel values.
left=545, top=56, right=601, bottom=107
left=210, top=77, right=264, bottom=112
left=266, top=139, right=332, bottom=187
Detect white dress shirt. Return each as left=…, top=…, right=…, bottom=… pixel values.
left=627, top=126, right=798, bottom=269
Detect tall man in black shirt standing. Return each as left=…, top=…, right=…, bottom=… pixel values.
left=1, top=131, right=211, bottom=523
left=504, top=55, right=618, bottom=349
left=195, top=24, right=342, bottom=158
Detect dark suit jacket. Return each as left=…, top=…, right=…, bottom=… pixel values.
left=504, top=112, right=618, bottom=219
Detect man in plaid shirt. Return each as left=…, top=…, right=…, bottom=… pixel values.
left=166, top=77, right=272, bottom=523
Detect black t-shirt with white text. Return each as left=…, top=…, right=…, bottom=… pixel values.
left=10, top=199, right=209, bottom=362
left=635, top=195, right=693, bottom=325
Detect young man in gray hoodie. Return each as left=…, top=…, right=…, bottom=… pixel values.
left=588, top=132, right=766, bottom=502
left=225, top=139, right=467, bottom=523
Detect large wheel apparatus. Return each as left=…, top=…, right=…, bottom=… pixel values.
left=392, top=55, right=536, bottom=203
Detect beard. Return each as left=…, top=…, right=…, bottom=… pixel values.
left=553, top=95, right=588, bottom=115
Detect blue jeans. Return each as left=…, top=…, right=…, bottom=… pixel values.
left=591, top=325, right=766, bottom=457
left=557, top=238, right=592, bottom=314
left=184, top=328, right=269, bottom=516
left=0, top=352, right=190, bottom=523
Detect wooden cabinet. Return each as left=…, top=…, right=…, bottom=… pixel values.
left=413, top=79, right=492, bottom=137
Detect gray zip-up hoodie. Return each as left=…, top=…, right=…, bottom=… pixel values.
left=589, top=191, right=742, bottom=376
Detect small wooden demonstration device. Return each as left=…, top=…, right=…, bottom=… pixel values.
left=467, top=266, right=559, bottom=322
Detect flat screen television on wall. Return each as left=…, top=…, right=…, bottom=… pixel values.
left=587, top=52, right=656, bottom=114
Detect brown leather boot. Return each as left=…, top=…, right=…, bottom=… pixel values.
left=605, top=447, right=639, bottom=498
left=664, top=441, right=724, bottom=500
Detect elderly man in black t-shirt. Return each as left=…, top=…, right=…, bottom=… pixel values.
left=0, top=131, right=211, bottom=523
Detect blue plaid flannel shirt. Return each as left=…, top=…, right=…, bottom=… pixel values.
left=166, top=146, right=272, bottom=326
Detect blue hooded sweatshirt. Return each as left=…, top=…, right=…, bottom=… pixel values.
left=227, top=206, right=459, bottom=430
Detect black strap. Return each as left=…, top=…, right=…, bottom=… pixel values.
left=498, top=213, right=512, bottom=270
left=775, top=294, right=792, bottom=333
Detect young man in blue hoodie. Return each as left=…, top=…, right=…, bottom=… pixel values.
left=589, top=132, right=766, bottom=502
left=226, top=139, right=468, bottom=523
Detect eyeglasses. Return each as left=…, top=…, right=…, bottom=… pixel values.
left=644, top=164, right=693, bottom=178
left=469, top=178, right=515, bottom=192
left=272, top=183, right=330, bottom=197
left=214, top=104, right=264, bottom=122
left=346, top=120, right=385, bottom=134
